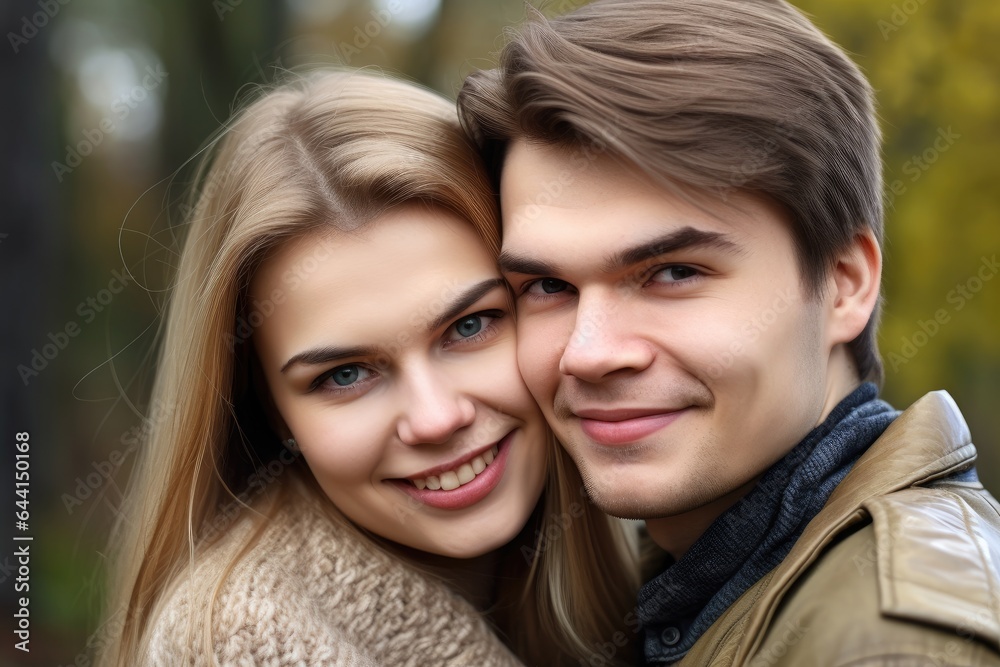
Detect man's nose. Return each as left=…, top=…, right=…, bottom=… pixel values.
left=558, top=292, right=655, bottom=383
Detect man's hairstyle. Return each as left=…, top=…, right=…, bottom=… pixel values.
left=458, top=0, right=885, bottom=385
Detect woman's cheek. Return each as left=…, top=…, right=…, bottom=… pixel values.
left=300, top=411, right=389, bottom=481
left=471, top=340, right=537, bottom=412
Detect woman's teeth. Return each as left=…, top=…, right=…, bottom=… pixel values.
left=412, top=445, right=499, bottom=491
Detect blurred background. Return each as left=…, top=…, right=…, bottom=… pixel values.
left=0, top=0, right=997, bottom=663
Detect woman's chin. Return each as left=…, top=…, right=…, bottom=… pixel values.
left=398, top=519, right=529, bottom=561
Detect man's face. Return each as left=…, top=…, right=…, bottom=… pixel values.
left=500, top=141, right=837, bottom=523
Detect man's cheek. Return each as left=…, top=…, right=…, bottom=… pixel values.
left=516, top=322, right=545, bottom=362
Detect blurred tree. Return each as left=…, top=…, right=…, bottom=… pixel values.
left=0, top=1, right=62, bottom=664
left=157, top=0, right=288, bottom=177
left=792, top=0, right=1000, bottom=491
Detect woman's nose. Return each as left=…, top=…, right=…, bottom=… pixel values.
left=396, top=369, right=477, bottom=446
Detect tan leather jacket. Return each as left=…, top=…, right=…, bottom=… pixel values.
left=679, top=391, right=1000, bottom=666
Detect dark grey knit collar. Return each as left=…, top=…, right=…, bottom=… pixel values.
left=638, top=383, right=899, bottom=664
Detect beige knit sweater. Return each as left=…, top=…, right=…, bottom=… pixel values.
left=144, top=486, right=525, bottom=666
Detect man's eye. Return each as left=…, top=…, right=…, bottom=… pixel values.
left=651, top=266, right=699, bottom=284
left=525, top=278, right=570, bottom=295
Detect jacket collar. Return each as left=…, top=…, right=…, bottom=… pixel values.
left=732, top=390, right=980, bottom=664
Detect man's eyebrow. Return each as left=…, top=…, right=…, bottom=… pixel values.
left=605, top=227, right=743, bottom=272
left=280, top=278, right=505, bottom=374
left=498, top=252, right=561, bottom=277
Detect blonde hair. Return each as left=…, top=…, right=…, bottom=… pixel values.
left=100, top=69, right=637, bottom=666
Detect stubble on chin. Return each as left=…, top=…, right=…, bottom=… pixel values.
left=569, top=437, right=733, bottom=522
left=569, top=441, right=671, bottom=520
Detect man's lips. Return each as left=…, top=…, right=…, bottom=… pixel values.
left=574, top=407, right=686, bottom=421
left=574, top=407, right=690, bottom=446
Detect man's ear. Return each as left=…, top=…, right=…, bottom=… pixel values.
left=827, top=228, right=882, bottom=346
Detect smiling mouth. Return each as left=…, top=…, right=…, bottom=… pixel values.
left=408, top=444, right=500, bottom=491
left=389, top=433, right=514, bottom=512
left=575, top=408, right=690, bottom=446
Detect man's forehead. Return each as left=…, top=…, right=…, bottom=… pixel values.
left=501, top=150, right=788, bottom=255
left=500, top=138, right=658, bottom=206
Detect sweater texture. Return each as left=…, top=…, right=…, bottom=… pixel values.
left=145, top=482, right=524, bottom=666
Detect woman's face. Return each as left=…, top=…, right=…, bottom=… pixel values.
left=250, top=204, right=548, bottom=558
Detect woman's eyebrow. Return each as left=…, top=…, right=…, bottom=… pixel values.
left=427, top=278, right=505, bottom=331
left=280, top=278, right=504, bottom=373
left=281, top=345, right=379, bottom=374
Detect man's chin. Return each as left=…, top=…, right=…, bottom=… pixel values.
left=582, top=486, right=664, bottom=521
left=582, top=476, right=719, bottom=521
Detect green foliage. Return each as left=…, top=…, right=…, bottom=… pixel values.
left=792, top=0, right=1000, bottom=489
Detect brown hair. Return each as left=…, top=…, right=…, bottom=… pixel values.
left=458, top=0, right=885, bottom=384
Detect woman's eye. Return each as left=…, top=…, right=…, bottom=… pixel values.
left=455, top=315, right=486, bottom=338
left=651, top=265, right=700, bottom=284
left=525, top=278, right=570, bottom=296
left=446, top=311, right=502, bottom=342
left=323, top=364, right=371, bottom=388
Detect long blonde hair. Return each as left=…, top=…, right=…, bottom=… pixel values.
left=100, top=69, right=638, bottom=666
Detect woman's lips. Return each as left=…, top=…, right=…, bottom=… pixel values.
left=577, top=409, right=689, bottom=446
left=388, top=432, right=514, bottom=511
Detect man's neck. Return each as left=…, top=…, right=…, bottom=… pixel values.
left=645, top=477, right=759, bottom=560
left=819, top=346, right=866, bottom=424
